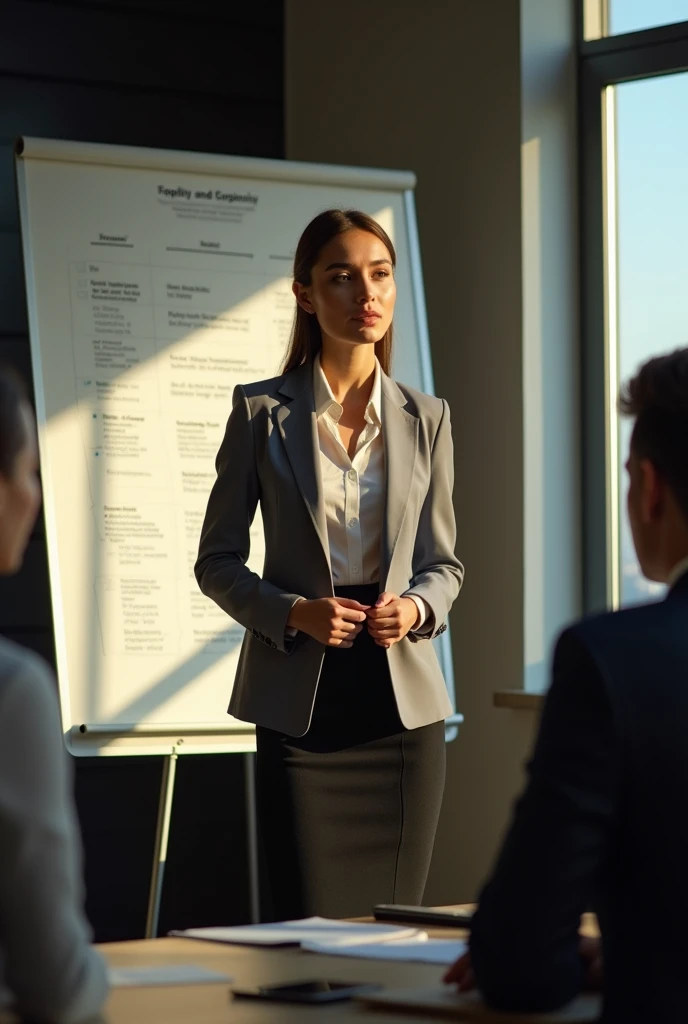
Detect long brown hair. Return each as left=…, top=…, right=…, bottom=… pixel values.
left=281, top=209, right=396, bottom=375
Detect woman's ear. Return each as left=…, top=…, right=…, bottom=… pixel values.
left=292, top=280, right=315, bottom=314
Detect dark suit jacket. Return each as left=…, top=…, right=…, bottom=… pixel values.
left=470, top=571, right=688, bottom=1023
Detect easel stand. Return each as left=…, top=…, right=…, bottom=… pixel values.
left=144, top=749, right=261, bottom=938
left=145, top=751, right=178, bottom=939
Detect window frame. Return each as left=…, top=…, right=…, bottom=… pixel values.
left=579, top=6, right=688, bottom=612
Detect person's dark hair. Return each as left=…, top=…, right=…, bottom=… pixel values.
left=0, top=366, right=29, bottom=478
left=619, top=347, right=688, bottom=520
left=282, top=209, right=396, bottom=375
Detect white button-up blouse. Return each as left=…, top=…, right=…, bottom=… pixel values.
left=312, top=355, right=428, bottom=630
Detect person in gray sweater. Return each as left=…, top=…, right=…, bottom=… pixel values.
left=0, top=368, right=108, bottom=1022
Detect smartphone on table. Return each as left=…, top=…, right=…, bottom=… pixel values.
left=231, top=979, right=383, bottom=1004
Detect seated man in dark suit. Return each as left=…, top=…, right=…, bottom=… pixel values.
left=445, top=348, right=688, bottom=1023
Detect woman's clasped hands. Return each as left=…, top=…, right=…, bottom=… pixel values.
left=287, top=592, right=419, bottom=648
left=366, top=592, right=419, bottom=647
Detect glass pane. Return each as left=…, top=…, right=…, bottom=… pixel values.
left=609, top=0, right=688, bottom=34
left=615, top=70, right=688, bottom=605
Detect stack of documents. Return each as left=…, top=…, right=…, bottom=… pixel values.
left=109, top=965, right=232, bottom=988
left=302, top=937, right=467, bottom=966
left=171, top=915, right=423, bottom=947
left=170, top=915, right=466, bottom=965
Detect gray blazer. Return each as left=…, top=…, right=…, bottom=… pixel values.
left=0, top=639, right=108, bottom=1023
left=195, top=361, right=463, bottom=736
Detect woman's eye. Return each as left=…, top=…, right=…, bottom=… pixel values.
left=331, top=269, right=390, bottom=283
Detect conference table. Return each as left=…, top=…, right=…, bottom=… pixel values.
left=94, top=908, right=602, bottom=1023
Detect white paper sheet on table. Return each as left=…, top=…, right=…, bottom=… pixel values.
left=108, top=964, right=232, bottom=987
left=302, top=937, right=467, bottom=965
left=169, top=916, right=425, bottom=948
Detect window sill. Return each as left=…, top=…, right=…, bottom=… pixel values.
left=493, top=689, right=544, bottom=711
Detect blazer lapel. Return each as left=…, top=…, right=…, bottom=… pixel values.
left=381, top=375, right=418, bottom=586
left=275, top=365, right=331, bottom=574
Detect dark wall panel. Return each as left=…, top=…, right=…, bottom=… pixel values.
left=0, top=77, right=281, bottom=156
left=0, top=1, right=282, bottom=99
left=0, top=0, right=284, bottom=940
left=0, top=338, right=34, bottom=396
left=158, top=755, right=252, bottom=934
left=0, top=233, right=28, bottom=334
left=0, top=534, right=51, bottom=630
left=75, top=757, right=162, bottom=942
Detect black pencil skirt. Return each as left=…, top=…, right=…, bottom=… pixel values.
left=255, top=584, right=446, bottom=921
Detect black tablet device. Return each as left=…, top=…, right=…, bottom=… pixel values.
left=231, top=979, right=383, bottom=1004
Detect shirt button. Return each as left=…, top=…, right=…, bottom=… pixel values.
left=348, top=518, right=357, bottom=528
left=352, top=565, right=360, bottom=573
left=348, top=469, right=356, bottom=481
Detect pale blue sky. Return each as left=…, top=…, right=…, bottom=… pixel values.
left=611, top=0, right=688, bottom=34
left=617, top=71, right=688, bottom=379
left=609, top=0, right=688, bottom=601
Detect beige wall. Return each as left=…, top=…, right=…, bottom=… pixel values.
left=521, top=0, right=581, bottom=695
left=285, top=0, right=576, bottom=900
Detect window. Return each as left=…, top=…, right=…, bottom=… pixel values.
left=611, top=0, right=688, bottom=35
left=579, top=5, right=688, bottom=611
left=586, top=0, right=688, bottom=37
left=615, top=71, right=688, bottom=604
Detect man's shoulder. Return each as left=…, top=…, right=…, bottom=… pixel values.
left=570, top=596, right=670, bottom=642
left=558, top=597, right=679, bottom=684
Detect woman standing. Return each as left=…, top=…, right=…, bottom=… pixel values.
left=196, top=210, right=463, bottom=919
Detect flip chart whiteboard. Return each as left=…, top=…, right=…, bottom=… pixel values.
left=15, top=138, right=459, bottom=755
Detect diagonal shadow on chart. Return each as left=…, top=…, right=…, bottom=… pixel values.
left=99, top=626, right=243, bottom=728
left=70, top=262, right=291, bottom=728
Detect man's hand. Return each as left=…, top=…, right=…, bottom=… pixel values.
left=366, top=593, right=419, bottom=648
left=443, top=949, right=475, bottom=991
left=287, top=597, right=369, bottom=648
left=443, top=936, right=604, bottom=994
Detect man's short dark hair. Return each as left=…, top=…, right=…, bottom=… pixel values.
left=619, top=347, right=688, bottom=521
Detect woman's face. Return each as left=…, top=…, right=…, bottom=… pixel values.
left=0, top=404, right=41, bottom=574
left=293, top=228, right=396, bottom=351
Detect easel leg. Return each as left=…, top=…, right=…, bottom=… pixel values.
left=145, top=751, right=178, bottom=938
left=244, top=751, right=260, bottom=923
